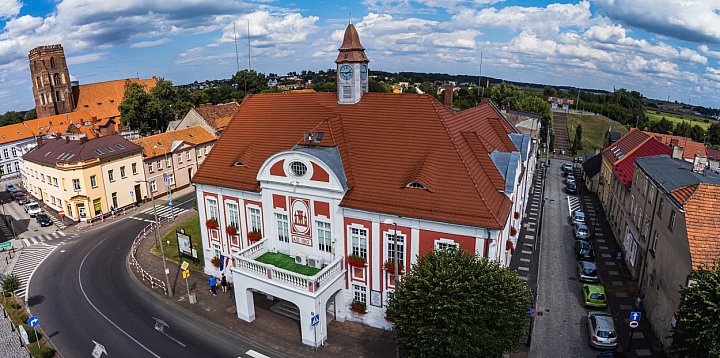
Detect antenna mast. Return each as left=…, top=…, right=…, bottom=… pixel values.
left=233, top=22, right=240, bottom=74
left=247, top=19, right=252, bottom=71
left=479, top=52, right=484, bottom=101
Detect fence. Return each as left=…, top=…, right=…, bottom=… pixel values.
left=129, top=217, right=171, bottom=295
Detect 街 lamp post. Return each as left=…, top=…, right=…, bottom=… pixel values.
left=135, top=179, right=173, bottom=297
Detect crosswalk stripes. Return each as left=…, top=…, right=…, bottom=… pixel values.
left=140, top=205, right=186, bottom=219
left=22, top=231, right=68, bottom=247
left=10, top=244, right=58, bottom=299
left=567, top=196, right=582, bottom=216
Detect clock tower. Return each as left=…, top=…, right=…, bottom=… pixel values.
left=335, top=23, right=369, bottom=104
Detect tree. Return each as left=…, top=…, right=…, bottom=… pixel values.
left=386, top=249, right=532, bottom=358
left=118, top=83, right=159, bottom=133
left=232, top=70, right=268, bottom=98
left=650, top=117, right=674, bottom=134
left=707, top=123, right=720, bottom=146
left=572, top=125, right=583, bottom=154
left=674, top=121, right=691, bottom=137
left=0, top=111, right=23, bottom=126
left=1, top=274, right=20, bottom=297
left=543, top=85, right=557, bottom=97
left=689, top=125, right=705, bottom=142
left=368, top=79, right=391, bottom=93
left=23, top=108, right=37, bottom=121
left=670, top=260, right=720, bottom=357
left=190, top=90, right=210, bottom=106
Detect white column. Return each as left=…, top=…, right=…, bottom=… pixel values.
left=233, top=270, right=256, bottom=322
left=371, top=220, right=380, bottom=291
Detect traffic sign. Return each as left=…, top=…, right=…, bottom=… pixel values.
left=168, top=200, right=172, bottom=206
left=163, top=173, right=168, bottom=182
left=27, top=316, right=39, bottom=327
left=59, top=210, right=64, bottom=217
left=310, top=313, right=320, bottom=327
left=182, top=270, right=190, bottom=279
left=528, top=308, right=537, bottom=318
left=0, top=241, right=12, bottom=249
left=180, top=261, right=189, bottom=271
left=629, top=320, right=639, bottom=329
left=630, top=311, right=641, bottom=321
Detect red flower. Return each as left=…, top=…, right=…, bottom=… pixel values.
left=247, top=230, right=262, bottom=242
left=514, top=211, right=520, bottom=219
left=384, top=260, right=404, bottom=274
left=350, top=300, right=367, bottom=314
left=347, top=255, right=366, bottom=268
left=510, top=227, right=518, bottom=236
left=210, top=256, right=221, bottom=268
left=226, top=224, right=238, bottom=236
left=206, top=218, right=219, bottom=230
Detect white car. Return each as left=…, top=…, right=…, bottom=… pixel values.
left=24, top=202, right=41, bottom=217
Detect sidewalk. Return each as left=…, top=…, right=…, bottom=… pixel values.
left=578, top=172, right=665, bottom=357
left=131, top=211, right=395, bottom=358
left=0, top=304, right=29, bottom=358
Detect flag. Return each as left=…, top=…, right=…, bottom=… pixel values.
left=219, top=254, right=225, bottom=271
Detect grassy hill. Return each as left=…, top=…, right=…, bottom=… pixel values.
left=565, top=113, right=628, bottom=156
left=645, top=110, right=714, bottom=130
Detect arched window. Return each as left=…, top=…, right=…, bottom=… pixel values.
left=53, top=73, right=60, bottom=86
left=35, top=76, right=41, bottom=89
left=50, top=57, right=56, bottom=69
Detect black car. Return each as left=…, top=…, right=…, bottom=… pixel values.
left=35, top=213, right=52, bottom=227
left=575, top=240, right=595, bottom=261
left=566, top=181, right=577, bottom=194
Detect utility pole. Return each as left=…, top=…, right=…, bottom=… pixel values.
left=138, top=180, right=173, bottom=297
left=576, top=88, right=581, bottom=112
left=233, top=22, right=240, bottom=75
left=479, top=52, right=484, bottom=103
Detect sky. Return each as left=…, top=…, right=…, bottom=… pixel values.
left=1, top=0, right=720, bottom=113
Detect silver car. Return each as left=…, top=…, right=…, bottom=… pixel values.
left=587, top=312, right=618, bottom=349
left=578, top=261, right=599, bottom=283
left=574, top=223, right=591, bottom=240
left=572, top=211, right=586, bottom=225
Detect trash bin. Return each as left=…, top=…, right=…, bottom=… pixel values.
left=189, top=293, right=197, bottom=304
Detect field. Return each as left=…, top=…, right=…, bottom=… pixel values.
left=645, top=110, right=713, bottom=130
left=565, top=113, right=628, bottom=156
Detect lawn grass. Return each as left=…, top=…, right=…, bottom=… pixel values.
left=255, top=252, right=321, bottom=276
left=2, top=293, right=56, bottom=357
left=645, top=110, right=713, bottom=130
left=566, top=113, right=629, bottom=156
left=151, top=216, right=205, bottom=271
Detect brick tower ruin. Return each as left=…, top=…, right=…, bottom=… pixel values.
left=29, top=44, right=75, bottom=118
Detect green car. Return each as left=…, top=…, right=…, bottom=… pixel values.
left=583, top=284, right=607, bottom=308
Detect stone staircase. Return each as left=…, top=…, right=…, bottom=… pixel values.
left=552, top=111, right=571, bottom=154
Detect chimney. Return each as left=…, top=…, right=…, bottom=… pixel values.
left=443, top=84, right=453, bottom=109
left=672, top=146, right=684, bottom=160
left=79, top=134, right=88, bottom=143
left=693, top=154, right=707, bottom=173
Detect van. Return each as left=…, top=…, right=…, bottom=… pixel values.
left=24, top=202, right=41, bottom=217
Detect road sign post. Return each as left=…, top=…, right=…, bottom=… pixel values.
left=311, top=312, right=319, bottom=352
left=630, top=311, right=641, bottom=321
left=27, top=316, right=39, bottom=349
left=627, top=318, right=640, bottom=351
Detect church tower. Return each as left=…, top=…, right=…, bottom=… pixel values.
left=29, top=44, right=75, bottom=118
left=336, top=23, right=369, bottom=104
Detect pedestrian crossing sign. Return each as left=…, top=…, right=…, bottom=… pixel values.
left=182, top=270, right=190, bottom=279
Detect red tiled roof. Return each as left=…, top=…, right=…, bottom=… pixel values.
left=133, top=125, right=215, bottom=159
left=670, top=183, right=720, bottom=268
left=614, top=137, right=672, bottom=188
left=644, top=131, right=707, bottom=160
left=193, top=93, right=520, bottom=229
left=73, top=78, right=157, bottom=119
left=706, top=147, right=720, bottom=160
left=0, top=122, right=37, bottom=145
left=194, top=102, right=241, bottom=132
left=603, top=128, right=650, bottom=165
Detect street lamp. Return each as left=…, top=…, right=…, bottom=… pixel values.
left=153, top=145, right=174, bottom=219
left=382, top=219, right=400, bottom=279
left=135, top=179, right=173, bottom=297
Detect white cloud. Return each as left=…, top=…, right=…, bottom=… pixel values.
left=452, top=1, right=594, bottom=33
left=130, top=38, right=171, bottom=48
left=0, top=0, right=20, bottom=19
left=67, top=52, right=107, bottom=65
left=699, top=45, right=720, bottom=59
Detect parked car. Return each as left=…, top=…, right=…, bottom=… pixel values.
left=575, top=240, right=595, bottom=261
left=574, top=156, right=584, bottom=163
left=16, top=194, right=29, bottom=205
left=24, top=202, right=41, bottom=217
left=572, top=211, right=586, bottom=225
left=35, top=213, right=52, bottom=227
left=566, top=173, right=576, bottom=183
left=587, top=312, right=618, bottom=349
left=562, top=163, right=573, bottom=175
left=583, top=284, right=607, bottom=308
left=578, top=261, right=599, bottom=283
left=12, top=190, right=26, bottom=199
left=5, top=184, right=14, bottom=192
left=574, top=223, right=591, bottom=240
left=567, top=181, right=577, bottom=194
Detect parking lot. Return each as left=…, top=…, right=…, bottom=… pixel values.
left=1, top=182, right=63, bottom=242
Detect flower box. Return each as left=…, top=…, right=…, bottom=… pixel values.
left=506, top=240, right=515, bottom=253
left=247, top=230, right=262, bottom=242
left=211, top=256, right=221, bottom=268
left=226, top=224, right=238, bottom=236
left=206, top=218, right=219, bottom=230
left=510, top=227, right=518, bottom=236
left=383, top=260, right=404, bottom=274
left=347, top=254, right=366, bottom=268
left=350, top=300, right=367, bottom=314
left=514, top=211, right=520, bottom=219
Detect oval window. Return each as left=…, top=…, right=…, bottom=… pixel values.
left=289, top=161, right=307, bottom=177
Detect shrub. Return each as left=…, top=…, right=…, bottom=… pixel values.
left=19, top=313, right=29, bottom=324
left=347, top=255, right=366, bottom=268
left=9, top=302, right=21, bottom=310
left=23, top=324, right=41, bottom=343
left=40, top=347, right=56, bottom=358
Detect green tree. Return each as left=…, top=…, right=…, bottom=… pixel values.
left=1, top=274, right=20, bottom=297
left=368, top=79, right=391, bottom=93
left=572, top=125, right=583, bottom=153
left=707, top=123, right=720, bottom=146
left=232, top=70, right=268, bottom=98
left=386, top=249, right=532, bottom=358
left=190, top=90, right=210, bottom=106
left=119, top=83, right=159, bottom=133
left=689, top=125, right=705, bottom=142
left=670, top=260, right=720, bottom=357
left=150, top=78, right=179, bottom=129
left=311, top=81, right=336, bottom=92
left=23, top=108, right=37, bottom=121
left=0, top=111, right=23, bottom=126
left=674, top=121, right=691, bottom=137
left=543, top=85, right=557, bottom=98
left=650, top=117, right=674, bottom=134
left=418, top=81, right=437, bottom=96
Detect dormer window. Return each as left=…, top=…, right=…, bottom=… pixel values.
left=289, top=161, right=307, bottom=177
left=405, top=182, right=428, bottom=190
left=233, top=161, right=245, bottom=167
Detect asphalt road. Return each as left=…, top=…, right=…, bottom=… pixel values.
left=28, top=192, right=280, bottom=358
left=529, top=159, right=598, bottom=357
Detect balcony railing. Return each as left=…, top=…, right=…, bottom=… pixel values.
left=233, top=238, right=345, bottom=296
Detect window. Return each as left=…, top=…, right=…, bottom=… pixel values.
left=50, top=57, right=56, bottom=69
left=111, top=192, right=118, bottom=209
left=41, top=174, right=45, bottom=183
left=150, top=180, right=157, bottom=192
left=72, top=178, right=81, bottom=191
left=353, top=284, right=367, bottom=304
left=435, top=238, right=459, bottom=251
left=5, top=164, right=10, bottom=173
left=53, top=177, right=58, bottom=187
left=289, top=161, right=307, bottom=177
left=317, top=221, right=331, bottom=252
left=166, top=158, right=171, bottom=168
left=206, top=197, right=219, bottom=220
left=197, top=148, right=202, bottom=158
left=157, top=160, right=163, bottom=171
left=350, top=227, right=368, bottom=259
left=90, top=175, right=97, bottom=188
left=669, top=211, right=676, bottom=230
left=387, top=231, right=405, bottom=267
left=132, top=163, right=137, bottom=175
left=3, top=148, right=8, bottom=159
left=248, top=207, right=262, bottom=232
left=186, top=151, right=191, bottom=161
left=205, top=146, right=210, bottom=155
left=120, top=166, right=126, bottom=178
left=276, top=213, right=289, bottom=242
left=116, top=144, right=125, bottom=149
left=148, top=162, right=154, bottom=173
left=168, top=173, right=175, bottom=185
left=657, top=198, right=664, bottom=217
left=11, top=148, right=16, bottom=157
left=226, top=202, right=240, bottom=228
left=108, top=169, right=114, bottom=182
left=13, top=162, right=18, bottom=172
left=177, top=154, right=183, bottom=163
left=651, top=231, right=659, bottom=253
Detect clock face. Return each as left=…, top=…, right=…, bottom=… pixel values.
left=339, top=65, right=353, bottom=80
left=360, top=64, right=367, bottom=80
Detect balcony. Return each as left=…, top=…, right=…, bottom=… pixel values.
left=233, top=238, right=345, bottom=297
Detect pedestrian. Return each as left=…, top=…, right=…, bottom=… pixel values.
left=208, top=276, right=217, bottom=296
left=616, top=251, right=623, bottom=264
left=221, top=274, right=228, bottom=293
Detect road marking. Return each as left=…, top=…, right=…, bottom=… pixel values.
left=521, top=250, right=533, bottom=254
left=246, top=350, right=271, bottom=358
left=518, top=266, right=529, bottom=271
left=78, top=238, right=162, bottom=358
left=520, top=258, right=531, bottom=263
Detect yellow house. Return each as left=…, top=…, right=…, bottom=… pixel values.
left=22, top=135, right=146, bottom=221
